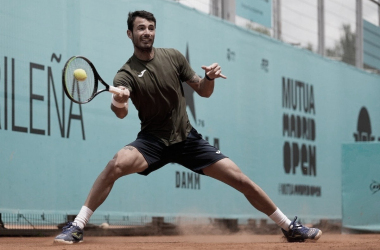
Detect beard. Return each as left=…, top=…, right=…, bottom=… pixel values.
left=132, top=35, right=154, bottom=53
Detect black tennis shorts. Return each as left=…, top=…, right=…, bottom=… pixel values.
left=128, top=128, right=228, bottom=176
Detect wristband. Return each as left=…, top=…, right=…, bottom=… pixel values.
left=205, top=74, right=214, bottom=81
left=111, top=94, right=127, bottom=108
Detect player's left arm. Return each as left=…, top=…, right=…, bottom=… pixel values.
left=186, top=63, right=227, bottom=98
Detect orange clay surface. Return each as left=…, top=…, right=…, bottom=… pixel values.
left=1, top=233, right=380, bottom=250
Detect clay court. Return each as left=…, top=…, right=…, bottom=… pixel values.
left=1, top=234, right=379, bottom=250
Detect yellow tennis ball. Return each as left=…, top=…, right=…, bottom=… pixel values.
left=74, top=69, right=87, bottom=81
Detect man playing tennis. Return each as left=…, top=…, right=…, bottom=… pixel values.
left=54, top=10, right=322, bottom=244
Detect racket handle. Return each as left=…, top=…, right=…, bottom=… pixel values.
left=109, top=86, right=123, bottom=94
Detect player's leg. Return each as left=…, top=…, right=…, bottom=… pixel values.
left=202, top=158, right=277, bottom=215
left=54, top=146, right=148, bottom=244
left=84, top=145, right=148, bottom=212
left=176, top=129, right=291, bottom=229
left=178, top=128, right=321, bottom=242
left=202, top=158, right=322, bottom=242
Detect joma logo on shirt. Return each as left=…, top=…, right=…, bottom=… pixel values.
left=138, top=69, right=147, bottom=77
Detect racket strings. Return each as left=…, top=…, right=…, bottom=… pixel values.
left=64, top=57, right=95, bottom=103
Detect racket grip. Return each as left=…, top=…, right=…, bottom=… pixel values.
left=109, top=86, right=123, bottom=94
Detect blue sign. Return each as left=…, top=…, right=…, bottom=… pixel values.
left=364, top=20, right=380, bottom=70
left=236, top=0, right=272, bottom=27
left=342, top=143, right=380, bottom=232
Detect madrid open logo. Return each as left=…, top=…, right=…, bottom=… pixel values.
left=370, top=180, right=380, bottom=194
left=353, top=107, right=379, bottom=142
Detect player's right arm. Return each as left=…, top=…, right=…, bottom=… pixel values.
left=111, top=86, right=130, bottom=119
left=112, top=69, right=132, bottom=119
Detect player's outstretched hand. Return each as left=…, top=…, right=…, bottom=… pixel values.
left=201, top=63, right=227, bottom=80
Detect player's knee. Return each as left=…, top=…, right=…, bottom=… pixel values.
left=108, top=153, right=141, bottom=178
left=102, top=159, right=120, bottom=181
left=105, top=157, right=129, bottom=180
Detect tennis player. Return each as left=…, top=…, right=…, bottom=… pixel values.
left=54, top=10, right=322, bottom=244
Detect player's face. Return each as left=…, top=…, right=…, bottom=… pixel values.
left=129, top=17, right=155, bottom=51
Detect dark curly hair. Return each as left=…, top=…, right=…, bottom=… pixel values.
left=127, top=10, right=156, bottom=31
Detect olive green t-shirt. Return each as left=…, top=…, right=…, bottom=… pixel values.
left=113, top=48, right=195, bottom=146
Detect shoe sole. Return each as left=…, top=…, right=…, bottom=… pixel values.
left=304, top=230, right=323, bottom=242
left=284, top=230, right=323, bottom=243
left=312, top=230, right=323, bottom=241
left=54, top=239, right=83, bottom=244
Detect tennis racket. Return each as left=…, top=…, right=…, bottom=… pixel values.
left=62, top=55, right=122, bottom=104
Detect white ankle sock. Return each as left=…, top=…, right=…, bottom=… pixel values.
left=74, top=206, right=93, bottom=229
left=268, top=208, right=291, bottom=231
